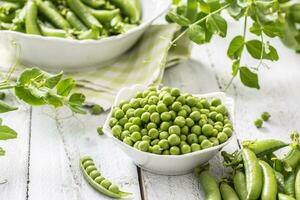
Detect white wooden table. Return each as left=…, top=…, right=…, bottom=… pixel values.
left=1, top=19, right=300, bottom=200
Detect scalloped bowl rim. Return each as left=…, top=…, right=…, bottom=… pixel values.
left=103, top=84, right=235, bottom=159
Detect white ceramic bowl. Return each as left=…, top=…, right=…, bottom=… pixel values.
left=103, top=85, right=235, bottom=175
left=0, top=0, right=170, bottom=72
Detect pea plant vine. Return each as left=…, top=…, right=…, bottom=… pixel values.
left=0, top=67, right=87, bottom=156
left=167, top=0, right=300, bottom=89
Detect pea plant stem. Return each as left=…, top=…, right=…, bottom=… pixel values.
left=169, top=3, right=230, bottom=49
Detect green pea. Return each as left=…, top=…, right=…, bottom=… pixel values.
left=121, top=103, right=131, bottom=113
left=101, top=179, right=112, bottom=189
left=159, top=131, right=169, bottom=140
left=142, top=135, right=151, bottom=142
left=148, top=105, right=157, bottom=113
left=135, top=91, right=143, bottom=98
left=95, top=176, right=105, bottom=184
left=211, top=98, right=222, bottom=106
left=150, top=112, right=160, bottom=124
left=261, top=112, right=271, bottom=121
left=138, top=141, right=149, bottom=152
left=176, top=95, right=186, bottom=104
left=216, top=105, right=227, bottom=115
left=196, top=101, right=203, bottom=109
left=174, top=116, right=186, bottom=127
left=130, top=98, right=140, bottom=108
left=148, top=128, right=159, bottom=139
left=254, top=119, right=263, bottom=128
left=134, top=108, right=144, bottom=117
left=181, top=144, right=191, bottom=154
left=83, top=160, right=94, bottom=169
left=200, top=114, right=208, bottom=120
left=146, top=122, right=157, bottom=130
left=182, top=105, right=192, bottom=114
left=108, top=184, right=120, bottom=193
left=186, top=117, right=195, bottom=127
left=162, top=94, right=174, bottom=106
left=152, top=144, right=162, bottom=154
left=191, top=143, right=201, bottom=152
left=168, top=134, right=181, bottom=146
left=132, top=117, right=141, bottom=126
left=112, top=125, right=122, bottom=138
left=114, top=109, right=125, bottom=119
left=131, top=131, right=141, bottom=142
left=123, top=122, right=132, bottom=130
left=121, top=130, right=130, bottom=139
left=180, top=135, right=187, bottom=141
left=170, top=146, right=180, bottom=155
left=191, top=125, right=201, bottom=135
left=158, top=139, right=169, bottom=150
left=190, top=111, right=201, bottom=121
left=91, top=104, right=103, bottom=115
left=212, top=129, right=218, bottom=137
left=129, top=124, right=140, bottom=133
left=142, top=90, right=150, bottom=97
left=162, top=150, right=170, bottom=155
left=171, top=101, right=182, bottom=112
left=208, top=118, right=215, bottom=126
left=178, top=110, right=187, bottom=118
left=180, top=141, right=187, bottom=147
left=118, top=117, right=128, bottom=126
left=201, top=139, right=213, bottom=149
left=200, top=109, right=210, bottom=115
left=148, top=96, right=159, bottom=105
left=215, top=121, right=223, bottom=126
left=170, top=88, right=180, bottom=97
left=198, top=135, right=207, bottom=143
left=181, top=126, right=189, bottom=135
left=209, top=137, right=219, bottom=146
left=200, top=99, right=210, bottom=108
left=140, top=99, right=147, bottom=107
left=202, top=124, right=214, bottom=137
left=223, top=127, right=233, bottom=137
left=141, top=128, right=148, bottom=136
left=86, top=166, right=97, bottom=174
left=90, top=170, right=101, bottom=179
left=191, top=107, right=200, bottom=112
left=214, top=125, right=223, bottom=132
left=156, top=103, right=168, bottom=113
left=126, top=108, right=135, bottom=118
left=209, top=111, right=218, bottom=120
left=123, top=137, right=133, bottom=146
left=169, top=110, right=177, bottom=120
left=187, top=133, right=198, bottom=144
left=160, top=121, right=170, bottom=131
left=209, top=106, right=216, bottom=111
left=169, top=125, right=181, bottom=135
left=97, top=125, right=104, bottom=135
left=151, top=139, right=160, bottom=146
left=215, top=113, right=224, bottom=122
left=161, top=112, right=172, bottom=121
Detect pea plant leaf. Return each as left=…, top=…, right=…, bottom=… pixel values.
left=232, top=60, right=240, bottom=77
left=246, top=40, right=279, bottom=61
left=167, top=11, right=191, bottom=27
left=0, top=125, right=17, bottom=140
left=239, top=67, right=260, bottom=89
left=206, top=14, right=227, bottom=37
left=227, top=35, right=244, bottom=59
left=44, top=71, right=63, bottom=89
left=0, top=100, right=18, bottom=113
left=56, top=78, right=75, bottom=97
left=187, top=24, right=206, bottom=44
left=67, top=93, right=87, bottom=114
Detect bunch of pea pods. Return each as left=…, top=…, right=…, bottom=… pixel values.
left=0, top=0, right=141, bottom=39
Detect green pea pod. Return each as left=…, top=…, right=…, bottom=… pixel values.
left=242, top=139, right=288, bottom=157
left=219, top=182, right=239, bottom=200
left=242, top=148, right=263, bottom=200
left=89, top=8, right=120, bottom=24
left=296, top=166, right=300, bottom=200
left=283, top=135, right=300, bottom=171
left=259, top=160, right=277, bottom=200
left=278, top=193, right=296, bottom=200
left=81, top=0, right=105, bottom=9
left=274, top=170, right=285, bottom=193
left=65, top=10, right=88, bottom=31
left=109, top=0, right=141, bottom=24
left=34, top=0, right=70, bottom=29
left=80, top=156, right=132, bottom=198
left=196, top=168, right=221, bottom=200
left=284, top=172, right=296, bottom=198
left=233, top=170, right=247, bottom=200
left=67, top=0, right=102, bottom=29
left=77, top=26, right=99, bottom=40
left=25, top=1, right=40, bottom=35
left=39, top=23, right=68, bottom=38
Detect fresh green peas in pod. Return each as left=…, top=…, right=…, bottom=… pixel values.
left=83, top=160, right=94, bottom=169
left=160, top=121, right=171, bottom=131
left=152, top=144, right=162, bottom=154
left=284, top=172, right=296, bottom=197
left=158, top=139, right=170, bottom=150
left=159, top=131, right=169, bottom=140
left=90, top=170, right=101, bottom=179
left=178, top=109, right=187, bottom=118
left=134, top=108, right=144, bottom=117
left=201, top=139, right=213, bottom=149
left=112, top=125, right=122, bottom=138
left=211, top=98, right=222, bottom=107
left=182, top=105, right=192, bottom=114
left=95, top=176, right=105, bottom=184
left=218, top=132, right=228, bottom=143
left=86, top=166, right=97, bottom=174
left=220, top=182, right=240, bottom=200
left=186, top=117, right=195, bottom=127
left=191, top=143, right=201, bottom=152
left=156, top=103, right=168, bottom=113
left=202, top=124, right=214, bottom=137
left=101, top=179, right=112, bottom=189
left=148, top=105, right=156, bottom=113
left=187, top=133, right=198, bottom=145
left=151, top=139, right=160, bottom=146
left=108, top=184, right=120, bottom=193
left=146, top=122, right=157, bottom=130
left=295, top=166, right=300, bottom=200
left=191, top=125, right=201, bottom=135
left=181, top=144, right=192, bottom=154
left=131, top=131, right=141, bottom=142
left=150, top=112, right=160, bottom=124
left=168, top=134, right=181, bottom=146
left=176, top=95, right=186, bottom=105
left=181, top=126, right=189, bottom=135
left=129, top=124, right=140, bottom=133
left=123, top=137, right=133, bottom=146
left=209, top=137, right=219, bottom=146
left=169, top=125, right=181, bottom=135
left=174, top=116, right=186, bottom=127
left=109, top=117, right=118, bottom=127
left=198, top=135, right=207, bottom=143
left=170, top=146, right=180, bottom=155
left=200, top=99, right=210, bottom=109
left=138, top=141, right=150, bottom=152
left=171, top=101, right=182, bottom=112
left=148, top=128, right=159, bottom=139
left=233, top=170, right=247, bottom=200
left=180, top=135, right=187, bottom=141
left=141, top=112, right=150, bottom=123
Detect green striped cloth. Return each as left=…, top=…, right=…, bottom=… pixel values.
left=0, top=24, right=191, bottom=110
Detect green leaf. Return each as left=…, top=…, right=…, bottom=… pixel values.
left=67, top=93, right=87, bottom=114
left=0, top=147, right=5, bottom=156
left=0, top=100, right=18, bottom=113
left=46, top=94, right=64, bottom=107
left=227, top=35, right=244, bottom=59
left=206, top=14, right=227, bottom=37
left=279, top=16, right=300, bottom=52
left=28, top=85, right=48, bottom=99
left=227, top=2, right=245, bottom=20
left=263, top=23, right=282, bottom=38
left=0, top=125, right=17, bottom=140
left=186, top=0, right=198, bottom=22
left=246, top=40, right=279, bottom=61
left=207, top=0, right=220, bottom=12
left=291, top=4, right=300, bottom=23
left=56, top=78, right=75, bottom=97
left=239, top=67, right=260, bottom=89
left=44, top=71, right=63, bottom=89
left=167, top=11, right=191, bottom=27
left=17, top=68, right=44, bottom=85
left=249, top=22, right=262, bottom=36
left=187, top=25, right=206, bottom=44
left=14, top=86, right=46, bottom=106
left=198, top=0, right=210, bottom=13
left=232, top=60, right=240, bottom=76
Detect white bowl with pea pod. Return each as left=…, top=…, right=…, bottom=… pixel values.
left=103, top=84, right=235, bottom=175
left=0, top=0, right=170, bottom=72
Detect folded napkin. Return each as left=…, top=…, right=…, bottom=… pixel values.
left=0, top=24, right=191, bottom=110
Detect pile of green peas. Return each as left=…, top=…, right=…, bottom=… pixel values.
left=109, top=86, right=233, bottom=155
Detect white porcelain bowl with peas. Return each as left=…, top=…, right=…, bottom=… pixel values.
left=103, top=85, right=235, bottom=175
left=0, top=0, right=170, bottom=72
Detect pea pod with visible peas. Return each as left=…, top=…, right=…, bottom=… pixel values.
left=25, top=1, right=40, bottom=35
left=259, top=160, right=277, bottom=200
left=242, top=148, right=263, bottom=200
left=233, top=170, right=247, bottom=200
left=109, top=0, right=141, bottom=24
left=80, top=156, right=132, bottom=199
left=219, top=182, right=239, bottom=200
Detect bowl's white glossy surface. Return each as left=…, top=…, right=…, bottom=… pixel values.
left=0, top=0, right=170, bottom=72
left=103, top=85, right=235, bottom=175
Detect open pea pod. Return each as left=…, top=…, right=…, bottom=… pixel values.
left=282, top=133, right=300, bottom=171
left=79, top=156, right=132, bottom=199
